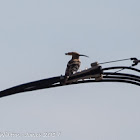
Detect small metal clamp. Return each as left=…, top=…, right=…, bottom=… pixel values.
left=131, top=58, right=140, bottom=66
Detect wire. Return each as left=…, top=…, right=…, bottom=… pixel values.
left=99, top=58, right=131, bottom=65
left=99, top=57, right=139, bottom=75
left=103, top=66, right=139, bottom=77
left=113, top=68, right=125, bottom=73
left=104, top=68, right=125, bottom=76
left=102, top=66, right=140, bottom=73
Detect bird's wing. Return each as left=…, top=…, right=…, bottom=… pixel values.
left=65, top=60, right=81, bottom=76
left=67, top=59, right=81, bottom=66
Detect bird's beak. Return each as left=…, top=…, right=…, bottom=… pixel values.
left=65, top=52, right=72, bottom=55
left=79, top=54, right=89, bottom=58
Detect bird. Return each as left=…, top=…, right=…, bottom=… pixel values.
left=63, top=52, right=89, bottom=84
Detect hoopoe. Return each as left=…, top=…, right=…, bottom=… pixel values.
left=64, top=52, right=88, bottom=84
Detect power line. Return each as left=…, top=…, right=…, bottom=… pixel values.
left=99, top=58, right=131, bottom=65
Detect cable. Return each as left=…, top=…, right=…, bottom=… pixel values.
left=102, top=66, right=140, bottom=73
left=102, top=66, right=140, bottom=77
left=99, top=58, right=131, bottom=65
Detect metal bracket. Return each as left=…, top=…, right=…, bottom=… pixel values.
left=131, top=58, right=140, bottom=66
left=65, top=62, right=103, bottom=84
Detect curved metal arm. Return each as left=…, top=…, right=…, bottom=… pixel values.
left=0, top=66, right=139, bottom=98
left=46, top=72, right=140, bottom=89
left=0, top=76, right=61, bottom=98
left=103, top=72, right=140, bottom=79
left=102, top=66, right=140, bottom=72
left=102, top=66, right=140, bottom=73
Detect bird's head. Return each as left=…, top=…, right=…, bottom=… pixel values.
left=65, top=52, right=89, bottom=59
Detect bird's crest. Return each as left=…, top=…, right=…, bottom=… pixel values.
left=65, top=52, right=89, bottom=59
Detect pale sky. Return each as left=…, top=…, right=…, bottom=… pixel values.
left=0, top=0, right=140, bottom=140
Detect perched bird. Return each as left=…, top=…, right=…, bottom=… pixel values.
left=64, top=52, right=88, bottom=84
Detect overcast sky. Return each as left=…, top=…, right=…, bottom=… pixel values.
left=0, top=0, right=140, bottom=140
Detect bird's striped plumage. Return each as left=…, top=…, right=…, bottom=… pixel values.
left=65, top=59, right=81, bottom=77
left=63, top=52, right=88, bottom=84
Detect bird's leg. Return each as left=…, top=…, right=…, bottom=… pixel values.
left=60, top=75, right=69, bottom=85
left=61, top=71, right=73, bottom=85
